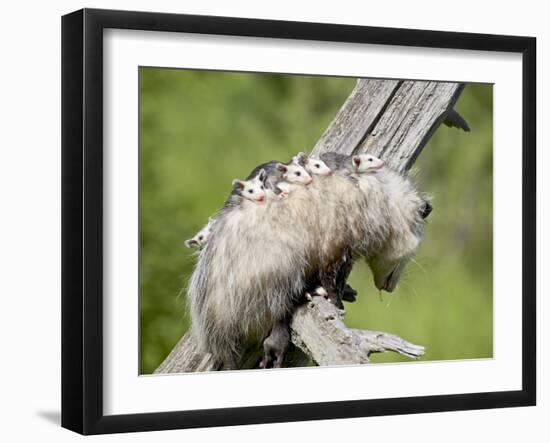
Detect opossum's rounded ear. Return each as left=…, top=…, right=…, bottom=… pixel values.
left=420, top=200, right=433, bottom=219
left=257, top=168, right=267, bottom=182
left=295, top=152, right=308, bottom=166
left=232, top=179, right=244, bottom=190
left=276, top=163, right=288, bottom=173
left=352, top=155, right=362, bottom=168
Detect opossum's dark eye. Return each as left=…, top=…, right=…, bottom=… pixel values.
left=248, top=189, right=253, bottom=194
left=315, top=164, right=320, bottom=168
left=368, top=158, right=372, bottom=162
left=420, top=201, right=433, bottom=219
left=198, top=235, right=203, bottom=241
left=295, top=171, right=301, bottom=176
left=261, top=185, right=264, bottom=190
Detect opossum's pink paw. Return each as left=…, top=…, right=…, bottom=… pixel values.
left=314, top=286, right=328, bottom=298
left=278, top=191, right=289, bottom=199
left=305, top=292, right=313, bottom=301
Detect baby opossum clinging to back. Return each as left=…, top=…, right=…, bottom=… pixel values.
left=184, top=169, right=268, bottom=249
left=292, top=152, right=333, bottom=176
left=185, top=155, right=322, bottom=249
left=246, top=158, right=312, bottom=199
left=320, top=152, right=385, bottom=176
left=184, top=218, right=214, bottom=249
left=187, top=151, right=432, bottom=369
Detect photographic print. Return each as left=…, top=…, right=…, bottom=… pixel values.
left=139, top=69, right=493, bottom=374
left=62, top=8, right=535, bottom=433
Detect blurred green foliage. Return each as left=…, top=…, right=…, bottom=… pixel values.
left=139, top=68, right=493, bottom=374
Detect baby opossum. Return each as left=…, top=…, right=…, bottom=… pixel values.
left=247, top=159, right=312, bottom=199
left=230, top=168, right=269, bottom=204
left=292, top=152, right=333, bottom=176
left=185, top=218, right=214, bottom=249
left=188, top=151, right=431, bottom=369
left=320, top=152, right=385, bottom=176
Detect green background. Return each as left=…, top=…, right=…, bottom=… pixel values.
left=139, top=68, right=493, bottom=374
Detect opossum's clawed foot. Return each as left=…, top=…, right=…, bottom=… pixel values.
left=312, top=286, right=328, bottom=298
left=311, top=286, right=344, bottom=309
left=259, top=320, right=290, bottom=369
left=278, top=191, right=289, bottom=200
left=341, top=284, right=357, bottom=303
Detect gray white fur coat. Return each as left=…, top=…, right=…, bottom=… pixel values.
left=187, top=166, right=428, bottom=366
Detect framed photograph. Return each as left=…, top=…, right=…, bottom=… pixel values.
left=62, top=8, right=536, bottom=435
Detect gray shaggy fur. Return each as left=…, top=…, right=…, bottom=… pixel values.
left=187, top=157, right=430, bottom=367
left=320, top=152, right=356, bottom=175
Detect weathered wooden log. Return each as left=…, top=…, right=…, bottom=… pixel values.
left=155, top=333, right=219, bottom=373
left=311, top=79, right=401, bottom=157
left=358, top=81, right=466, bottom=172
left=154, top=78, right=468, bottom=374
left=291, top=297, right=424, bottom=366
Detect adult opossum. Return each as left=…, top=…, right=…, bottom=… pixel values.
left=188, top=153, right=431, bottom=368
left=188, top=168, right=318, bottom=368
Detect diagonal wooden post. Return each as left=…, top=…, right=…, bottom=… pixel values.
left=154, top=78, right=468, bottom=374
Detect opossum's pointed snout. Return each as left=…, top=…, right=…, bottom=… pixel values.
left=369, top=159, right=385, bottom=172
left=374, top=267, right=398, bottom=292
left=185, top=239, right=198, bottom=249
left=375, top=278, right=391, bottom=292
left=256, top=195, right=265, bottom=203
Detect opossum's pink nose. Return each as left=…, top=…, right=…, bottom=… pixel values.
left=375, top=159, right=385, bottom=169
left=256, top=195, right=265, bottom=202
left=326, top=170, right=333, bottom=176
left=375, top=268, right=396, bottom=292
left=375, top=278, right=390, bottom=292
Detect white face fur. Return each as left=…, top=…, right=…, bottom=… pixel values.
left=293, top=152, right=332, bottom=176
left=277, top=162, right=312, bottom=185
left=352, top=154, right=385, bottom=173
left=232, top=170, right=267, bottom=203
left=185, top=221, right=213, bottom=249
left=306, top=158, right=332, bottom=176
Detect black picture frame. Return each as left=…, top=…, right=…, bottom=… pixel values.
left=61, top=8, right=536, bottom=435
